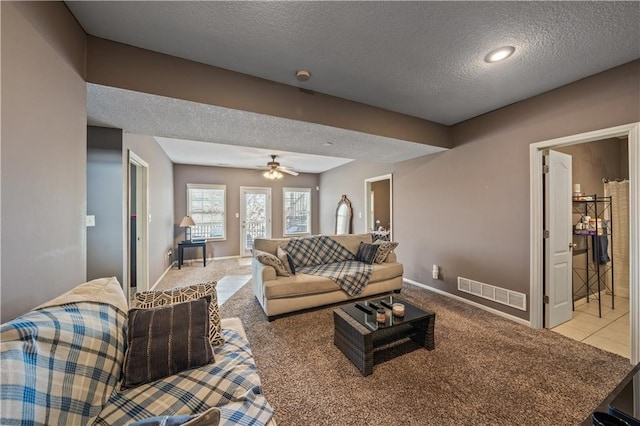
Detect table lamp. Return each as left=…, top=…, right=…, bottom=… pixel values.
left=179, top=216, right=196, bottom=242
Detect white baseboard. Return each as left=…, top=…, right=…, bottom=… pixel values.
left=403, top=278, right=531, bottom=327
left=150, top=261, right=175, bottom=291
left=213, top=255, right=243, bottom=260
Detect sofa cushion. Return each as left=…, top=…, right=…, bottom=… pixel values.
left=373, top=240, right=399, bottom=264
left=133, top=283, right=224, bottom=347
left=130, top=404, right=220, bottom=426
left=254, top=249, right=291, bottom=277
left=122, top=297, right=214, bottom=390
left=253, top=237, right=290, bottom=256
left=370, top=261, right=404, bottom=283
left=0, top=278, right=128, bottom=425
left=332, top=233, right=373, bottom=255
left=94, top=328, right=273, bottom=426
left=356, top=242, right=379, bottom=264
left=264, top=273, right=341, bottom=299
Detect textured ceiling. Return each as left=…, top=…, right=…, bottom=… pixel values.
left=155, top=138, right=353, bottom=174
left=72, top=2, right=639, bottom=170
left=68, top=1, right=640, bottom=125
left=89, top=84, right=445, bottom=172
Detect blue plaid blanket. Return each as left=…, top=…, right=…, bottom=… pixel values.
left=298, top=260, right=373, bottom=297
left=0, top=302, right=128, bottom=425
left=94, top=328, right=273, bottom=426
left=286, top=236, right=372, bottom=296
left=285, top=235, right=355, bottom=268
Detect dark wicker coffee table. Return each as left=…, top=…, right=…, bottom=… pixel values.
left=333, top=295, right=435, bottom=376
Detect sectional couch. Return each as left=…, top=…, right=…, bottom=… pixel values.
left=0, top=277, right=274, bottom=426
left=252, top=233, right=403, bottom=320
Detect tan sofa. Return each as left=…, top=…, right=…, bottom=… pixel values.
left=252, top=233, right=403, bottom=320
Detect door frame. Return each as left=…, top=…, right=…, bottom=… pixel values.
left=529, top=122, right=639, bottom=364
left=127, top=150, right=149, bottom=299
left=364, top=174, right=393, bottom=238
left=239, top=186, right=272, bottom=257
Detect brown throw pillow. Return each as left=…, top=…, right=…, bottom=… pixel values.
left=133, top=282, right=224, bottom=347
left=122, top=297, right=214, bottom=390
left=254, top=249, right=291, bottom=277
left=372, top=240, right=399, bottom=264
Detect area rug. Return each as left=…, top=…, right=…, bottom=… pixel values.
left=220, top=282, right=632, bottom=425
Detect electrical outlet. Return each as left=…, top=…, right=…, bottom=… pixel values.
left=167, top=249, right=173, bottom=257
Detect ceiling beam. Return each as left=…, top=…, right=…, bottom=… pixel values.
left=86, top=36, right=451, bottom=149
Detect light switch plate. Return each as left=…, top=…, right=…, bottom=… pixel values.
left=86, top=215, right=96, bottom=227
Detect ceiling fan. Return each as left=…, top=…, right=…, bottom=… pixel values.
left=260, top=155, right=299, bottom=179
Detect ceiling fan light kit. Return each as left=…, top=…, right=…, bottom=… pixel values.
left=261, top=154, right=299, bottom=179
left=263, top=169, right=283, bottom=180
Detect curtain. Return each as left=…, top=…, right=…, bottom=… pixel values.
left=604, top=180, right=630, bottom=298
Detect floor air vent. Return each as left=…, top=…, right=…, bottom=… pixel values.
left=458, top=277, right=526, bottom=311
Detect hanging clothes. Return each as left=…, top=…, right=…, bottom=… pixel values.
left=592, top=235, right=610, bottom=265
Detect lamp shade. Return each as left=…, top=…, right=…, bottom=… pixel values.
left=179, top=216, right=196, bottom=227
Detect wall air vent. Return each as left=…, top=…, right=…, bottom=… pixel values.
left=457, top=277, right=526, bottom=311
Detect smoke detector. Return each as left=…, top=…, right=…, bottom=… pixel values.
left=296, top=69, right=311, bottom=82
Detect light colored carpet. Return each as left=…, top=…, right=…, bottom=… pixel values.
left=154, top=258, right=252, bottom=291
left=220, top=282, right=633, bottom=425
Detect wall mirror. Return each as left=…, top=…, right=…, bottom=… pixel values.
left=364, top=174, right=393, bottom=240
left=335, top=194, right=353, bottom=235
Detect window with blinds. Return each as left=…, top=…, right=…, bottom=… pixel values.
left=283, top=187, right=311, bottom=236
left=187, top=183, right=226, bottom=240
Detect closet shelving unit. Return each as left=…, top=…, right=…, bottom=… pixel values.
left=571, top=194, right=614, bottom=318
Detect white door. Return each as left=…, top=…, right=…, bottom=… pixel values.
left=240, top=187, right=271, bottom=256
left=544, top=150, right=573, bottom=328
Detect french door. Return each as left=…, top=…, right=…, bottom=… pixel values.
left=240, top=187, right=271, bottom=256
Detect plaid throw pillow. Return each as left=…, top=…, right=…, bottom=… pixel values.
left=355, top=242, right=379, bottom=265
left=373, top=240, right=399, bottom=264
left=133, top=282, right=224, bottom=347
left=254, top=249, right=291, bottom=277
left=122, top=297, right=214, bottom=390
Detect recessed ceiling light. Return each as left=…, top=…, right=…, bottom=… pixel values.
left=324, top=142, right=333, bottom=146
left=484, top=46, right=516, bottom=63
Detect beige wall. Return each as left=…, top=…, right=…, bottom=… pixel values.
left=123, top=134, right=175, bottom=287
left=320, top=161, right=394, bottom=234
left=174, top=164, right=320, bottom=258
left=87, top=126, right=124, bottom=285
left=393, top=60, right=639, bottom=320
left=1, top=2, right=87, bottom=322
left=556, top=138, right=629, bottom=196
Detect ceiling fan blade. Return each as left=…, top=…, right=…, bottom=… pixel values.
left=280, top=168, right=299, bottom=176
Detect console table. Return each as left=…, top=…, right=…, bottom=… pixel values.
left=178, top=240, right=206, bottom=269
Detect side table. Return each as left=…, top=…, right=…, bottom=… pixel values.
left=178, top=240, right=206, bottom=269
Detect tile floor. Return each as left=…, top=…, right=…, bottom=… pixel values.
left=217, top=274, right=252, bottom=305
left=552, top=294, right=630, bottom=358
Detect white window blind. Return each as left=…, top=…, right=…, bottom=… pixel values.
left=187, top=183, right=226, bottom=240
left=283, top=187, right=311, bottom=236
